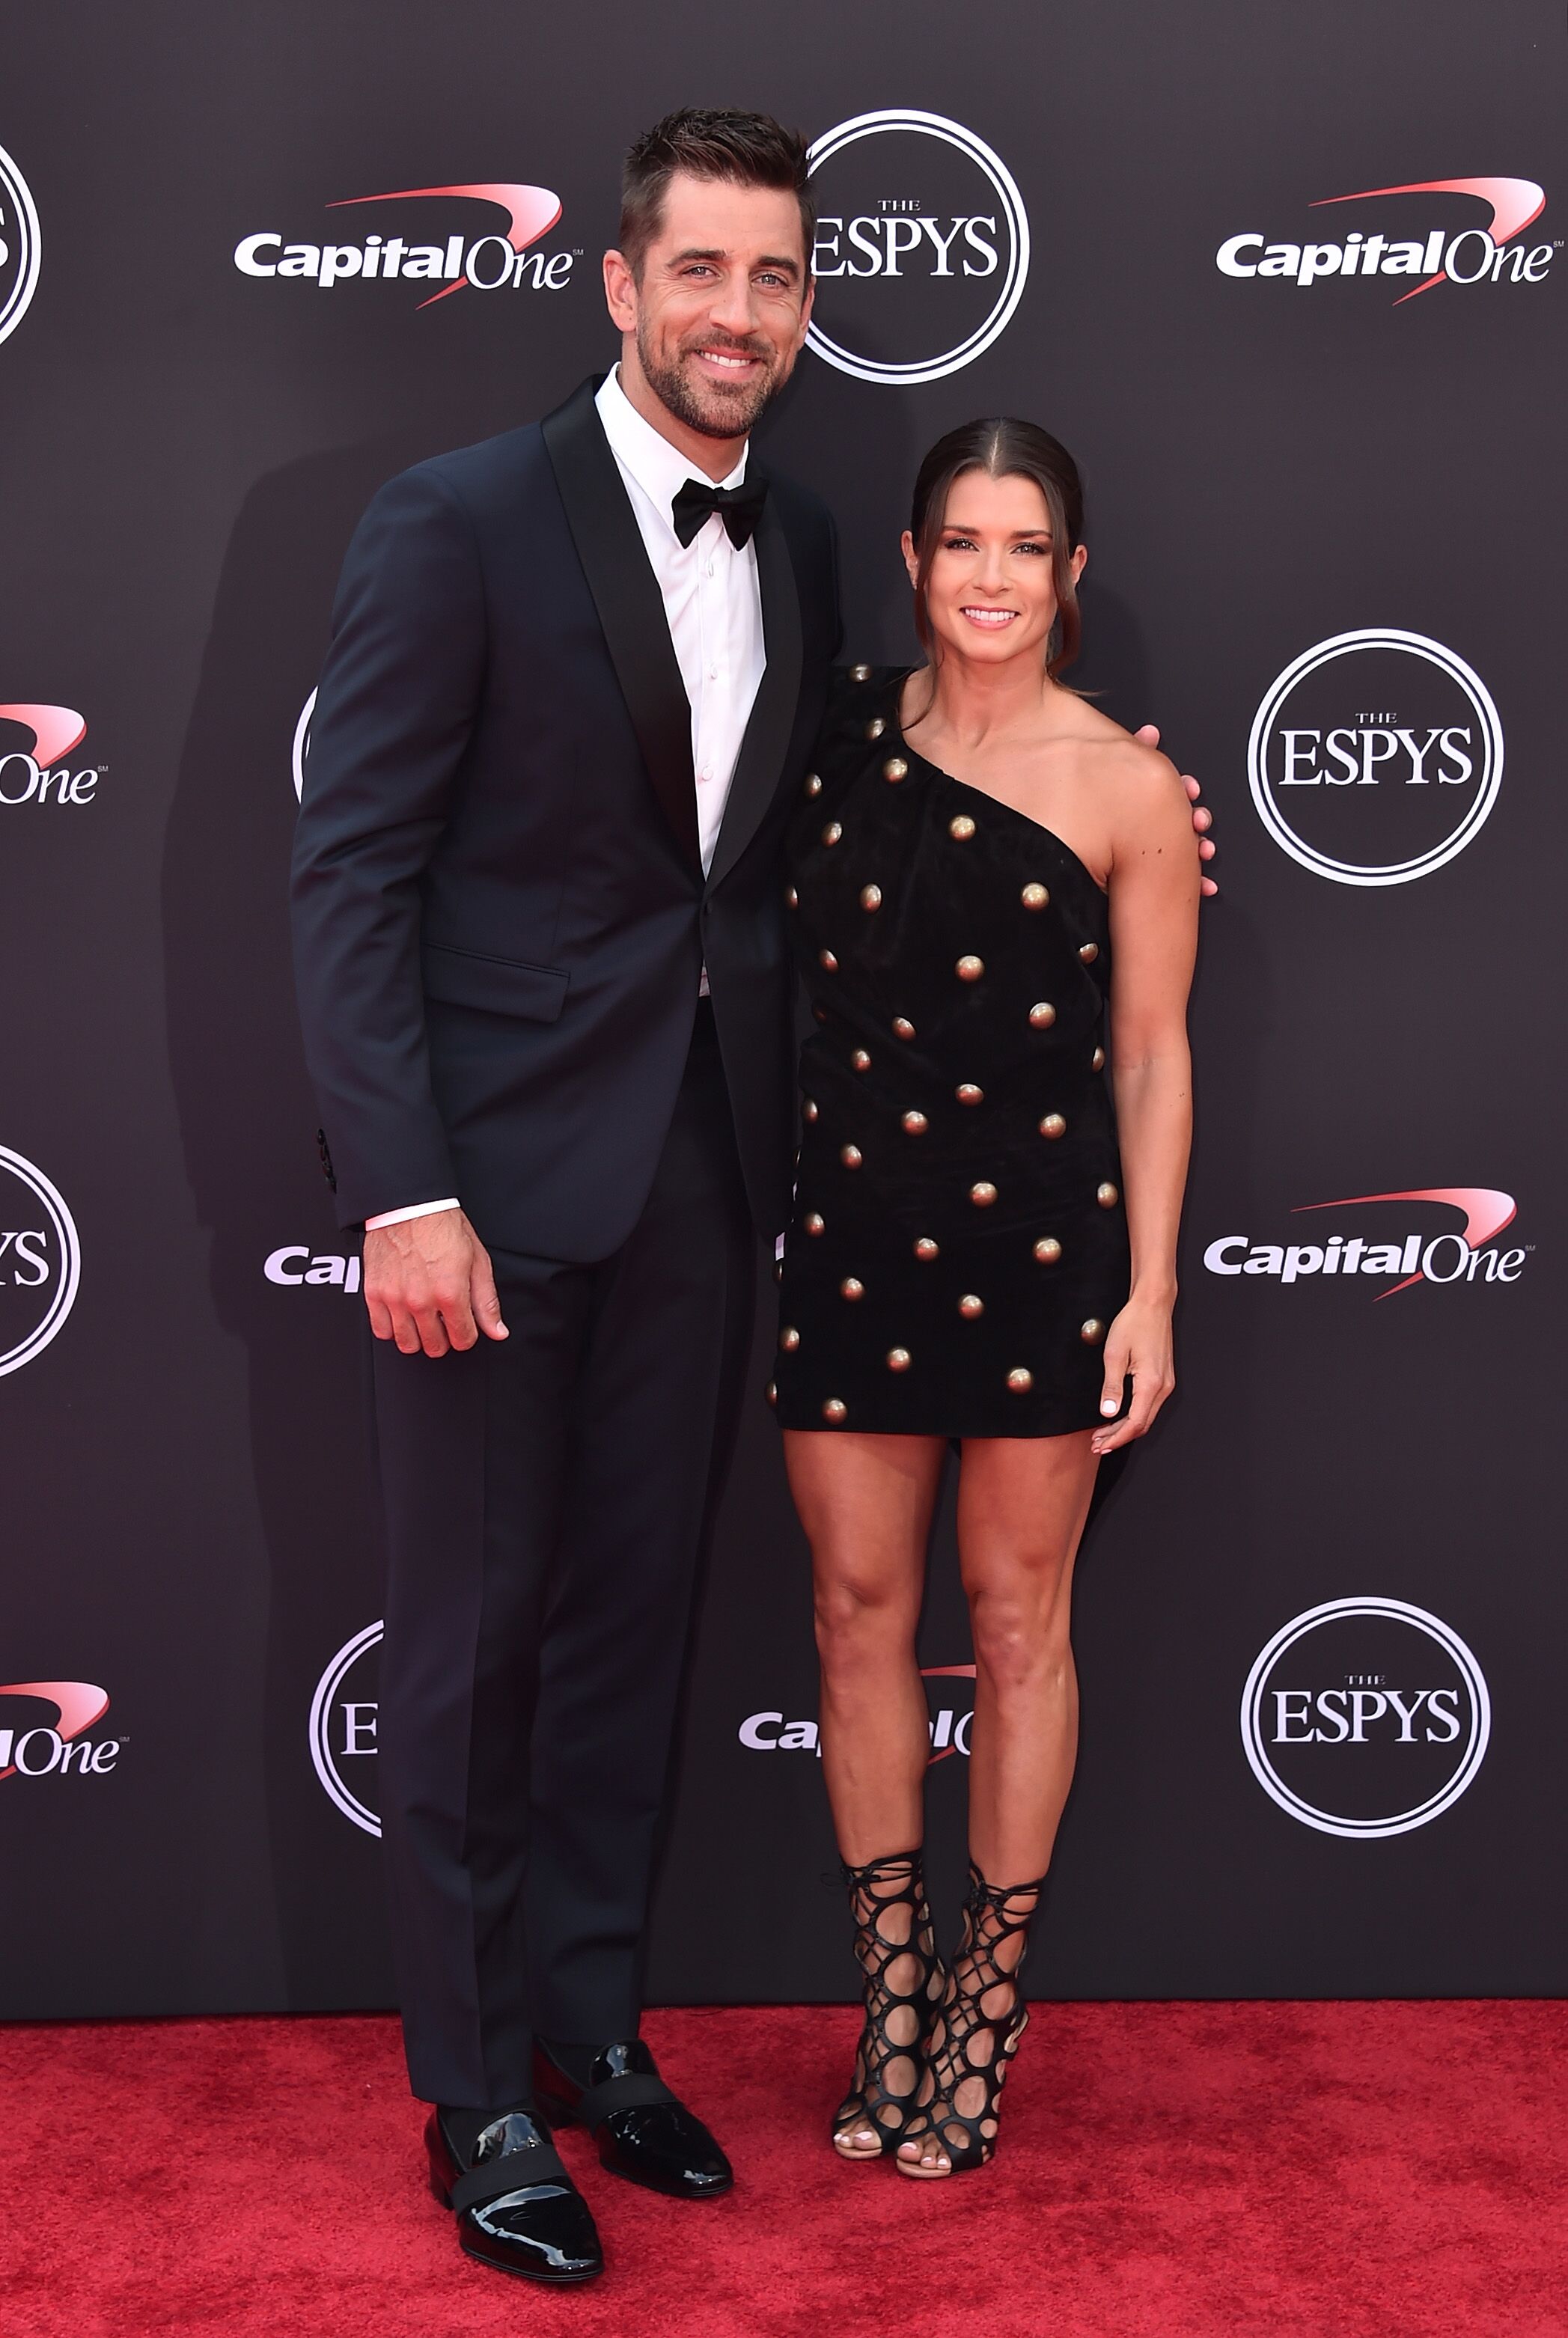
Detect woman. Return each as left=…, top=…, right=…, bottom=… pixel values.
left=772, top=418, right=1200, bottom=2178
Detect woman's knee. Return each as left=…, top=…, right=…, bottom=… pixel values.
left=965, top=1575, right=1073, bottom=1697
left=813, top=1556, right=918, bottom=1668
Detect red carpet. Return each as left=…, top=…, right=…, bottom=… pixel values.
left=2, top=2002, right=1565, bottom=2337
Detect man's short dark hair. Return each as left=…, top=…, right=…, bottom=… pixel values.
left=620, top=108, right=814, bottom=279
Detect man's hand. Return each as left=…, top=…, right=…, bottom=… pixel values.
left=1133, top=724, right=1218, bottom=896
left=363, top=1209, right=508, bottom=1356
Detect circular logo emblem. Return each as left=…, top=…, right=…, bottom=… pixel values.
left=0, top=1147, right=80, bottom=1377
left=1240, top=1597, right=1489, bottom=1839
left=0, top=144, right=41, bottom=349
left=1248, top=629, right=1503, bottom=887
left=805, top=111, right=1029, bottom=385
left=292, top=687, right=316, bottom=802
left=308, top=1620, right=382, bottom=1837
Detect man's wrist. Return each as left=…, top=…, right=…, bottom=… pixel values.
left=364, top=1198, right=461, bottom=1231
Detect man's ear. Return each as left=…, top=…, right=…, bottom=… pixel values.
left=603, top=248, right=637, bottom=332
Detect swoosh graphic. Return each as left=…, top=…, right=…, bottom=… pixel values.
left=1293, top=1187, right=1516, bottom=1298
left=0, top=704, right=87, bottom=766
left=1311, top=177, right=1546, bottom=304
left=0, top=1679, right=109, bottom=1780
left=329, top=183, right=562, bottom=309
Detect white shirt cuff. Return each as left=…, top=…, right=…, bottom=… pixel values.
left=364, top=1198, right=460, bottom=1230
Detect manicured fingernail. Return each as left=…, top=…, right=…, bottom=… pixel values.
left=1101, top=1399, right=1118, bottom=1414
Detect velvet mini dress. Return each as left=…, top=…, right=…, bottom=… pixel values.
left=772, top=666, right=1131, bottom=1438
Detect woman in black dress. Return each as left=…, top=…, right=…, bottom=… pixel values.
left=773, top=419, right=1200, bottom=2178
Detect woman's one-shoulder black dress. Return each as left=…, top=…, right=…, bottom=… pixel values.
left=772, top=666, right=1131, bottom=1438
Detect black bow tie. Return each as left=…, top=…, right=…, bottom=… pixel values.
left=671, top=474, right=768, bottom=550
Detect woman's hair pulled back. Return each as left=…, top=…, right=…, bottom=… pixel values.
left=908, top=418, right=1085, bottom=679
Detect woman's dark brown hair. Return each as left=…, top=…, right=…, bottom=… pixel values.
left=907, top=418, right=1086, bottom=680
left=620, top=109, right=814, bottom=280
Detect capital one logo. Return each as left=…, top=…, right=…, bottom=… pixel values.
left=1204, top=1188, right=1525, bottom=1301
left=1241, top=1599, right=1489, bottom=1838
left=0, top=704, right=104, bottom=809
left=310, top=1622, right=381, bottom=1836
left=1248, top=630, right=1501, bottom=886
left=235, top=183, right=572, bottom=305
left=0, top=143, right=41, bottom=347
left=0, top=1680, right=120, bottom=1780
left=741, top=1664, right=976, bottom=1762
left=1217, top=177, right=1551, bottom=301
left=0, top=1147, right=80, bottom=1376
left=806, top=112, right=1028, bottom=385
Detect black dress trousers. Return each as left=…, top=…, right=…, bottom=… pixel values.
left=370, top=1004, right=754, bottom=2110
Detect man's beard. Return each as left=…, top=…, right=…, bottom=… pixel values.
left=638, top=319, right=781, bottom=440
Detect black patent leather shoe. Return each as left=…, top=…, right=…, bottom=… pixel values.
left=534, top=2038, right=733, bottom=2200
left=426, top=2106, right=603, bottom=2284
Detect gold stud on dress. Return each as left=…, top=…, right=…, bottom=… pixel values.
left=852, top=1049, right=871, bottom=1072
left=1079, top=941, right=1099, bottom=965
left=841, top=1144, right=863, bottom=1169
left=805, top=1212, right=825, bottom=1236
left=886, top=1348, right=912, bottom=1373
left=969, top=1180, right=998, bottom=1207
left=914, top=1237, right=939, bottom=1261
left=1028, top=1001, right=1056, bottom=1029
left=849, top=662, right=872, bottom=683
left=949, top=814, right=976, bottom=840
left=780, top=1326, right=801, bottom=1352
left=958, top=1293, right=985, bottom=1319
left=866, top=718, right=886, bottom=741
left=956, top=955, right=984, bottom=982
left=1007, top=1368, right=1034, bottom=1394
left=956, top=1083, right=983, bottom=1106
left=1021, top=883, right=1049, bottom=910
left=802, top=1099, right=818, bottom=1123
left=1040, top=1112, right=1067, bottom=1140
left=766, top=1380, right=778, bottom=1405
left=823, top=1397, right=848, bottom=1423
left=892, top=1016, right=916, bottom=1040
left=1034, top=1236, right=1062, bottom=1265
left=1092, top=1045, right=1105, bottom=1071
left=902, top=1110, right=928, bottom=1135
left=860, top=883, right=882, bottom=912
left=786, top=885, right=799, bottom=909
left=822, top=821, right=842, bottom=846
left=1096, top=1181, right=1120, bottom=1209
left=805, top=774, right=822, bottom=798
left=882, top=757, right=909, bottom=783
left=819, top=948, right=838, bottom=972
left=1080, top=1319, right=1105, bottom=1344
left=840, top=1277, right=864, bottom=1302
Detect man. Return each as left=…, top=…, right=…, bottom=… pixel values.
left=293, top=108, right=1216, bottom=2287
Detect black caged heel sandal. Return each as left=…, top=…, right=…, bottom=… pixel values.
left=832, top=1851, right=945, bottom=2161
left=896, top=1863, right=1046, bottom=2178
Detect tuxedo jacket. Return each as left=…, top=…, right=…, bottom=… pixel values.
left=290, top=376, right=841, bottom=1260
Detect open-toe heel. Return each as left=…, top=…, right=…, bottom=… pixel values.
left=896, top=1862, right=1044, bottom=2179
left=832, top=1850, right=943, bottom=2161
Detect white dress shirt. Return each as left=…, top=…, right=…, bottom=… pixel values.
left=364, top=365, right=765, bottom=1233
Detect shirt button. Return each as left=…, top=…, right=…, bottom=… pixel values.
left=706, top=560, right=716, bottom=578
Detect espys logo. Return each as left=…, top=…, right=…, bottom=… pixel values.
left=0, top=1680, right=121, bottom=1780
left=0, top=143, right=42, bottom=347
left=805, top=112, right=1028, bottom=384
left=1204, top=1187, right=1525, bottom=1300
left=292, top=689, right=314, bottom=801
left=310, top=1623, right=381, bottom=1837
left=1248, top=630, right=1501, bottom=887
left=0, top=1147, right=80, bottom=1376
left=0, top=704, right=106, bottom=809
left=741, top=1664, right=976, bottom=1762
left=1241, top=1599, right=1489, bottom=1838
left=234, top=183, right=573, bottom=305
left=1217, top=177, right=1552, bottom=302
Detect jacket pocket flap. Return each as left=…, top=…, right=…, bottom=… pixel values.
left=421, top=944, right=569, bottom=1022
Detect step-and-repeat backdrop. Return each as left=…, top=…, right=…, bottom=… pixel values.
left=3, top=0, right=1562, bottom=2018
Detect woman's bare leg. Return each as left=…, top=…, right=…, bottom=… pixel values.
left=898, top=1429, right=1099, bottom=2175
left=784, top=1428, right=946, bottom=2154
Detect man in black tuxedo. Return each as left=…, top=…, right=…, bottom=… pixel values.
left=293, top=111, right=836, bottom=2285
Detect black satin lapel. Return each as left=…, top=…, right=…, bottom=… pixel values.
left=541, top=379, right=701, bottom=873
left=707, top=495, right=802, bottom=891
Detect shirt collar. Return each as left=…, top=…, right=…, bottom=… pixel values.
left=596, top=365, right=748, bottom=540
